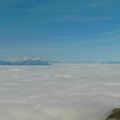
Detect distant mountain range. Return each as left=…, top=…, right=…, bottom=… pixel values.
left=0, top=59, right=120, bottom=65
left=0, top=59, right=51, bottom=65
left=101, top=61, right=120, bottom=64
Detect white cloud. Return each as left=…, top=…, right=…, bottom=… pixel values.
left=0, top=64, right=120, bottom=120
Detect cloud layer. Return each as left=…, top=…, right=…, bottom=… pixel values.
left=0, top=64, right=120, bottom=119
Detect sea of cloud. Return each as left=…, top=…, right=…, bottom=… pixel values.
left=0, top=64, right=120, bottom=120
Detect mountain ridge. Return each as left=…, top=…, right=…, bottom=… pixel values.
left=0, top=59, right=50, bottom=65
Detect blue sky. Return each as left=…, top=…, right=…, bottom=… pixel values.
left=0, top=0, right=120, bottom=62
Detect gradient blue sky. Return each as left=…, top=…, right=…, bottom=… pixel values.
left=0, top=0, right=120, bottom=62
